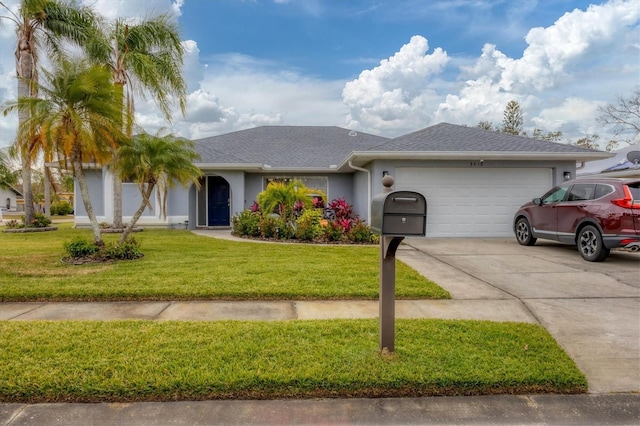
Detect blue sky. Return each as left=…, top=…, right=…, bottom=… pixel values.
left=179, top=0, right=596, bottom=79
left=0, top=0, right=638, bottom=148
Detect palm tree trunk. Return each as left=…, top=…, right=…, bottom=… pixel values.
left=17, top=42, right=35, bottom=224
left=112, top=83, right=126, bottom=229
left=73, top=160, right=103, bottom=246
left=119, top=183, right=154, bottom=244
left=44, top=165, right=51, bottom=219
left=20, top=159, right=34, bottom=221
left=113, top=173, right=123, bottom=228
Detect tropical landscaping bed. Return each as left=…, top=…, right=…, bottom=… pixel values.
left=232, top=180, right=378, bottom=244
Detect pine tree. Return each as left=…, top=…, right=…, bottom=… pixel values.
left=502, top=100, right=524, bottom=135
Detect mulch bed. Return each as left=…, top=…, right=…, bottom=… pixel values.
left=233, top=233, right=377, bottom=245
left=61, top=253, right=144, bottom=265
left=2, top=226, right=58, bottom=233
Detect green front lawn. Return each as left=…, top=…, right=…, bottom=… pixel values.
left=0, top=224, right=449, bottom=301
left=0, top=319, right=587, bottom=403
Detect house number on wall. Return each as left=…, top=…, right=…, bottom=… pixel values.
left=469, top=161, right=485, bottom=167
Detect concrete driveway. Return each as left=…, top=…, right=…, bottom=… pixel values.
left=399, top=237, right=640, bottom=394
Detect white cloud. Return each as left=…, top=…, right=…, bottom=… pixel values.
left=339, top=0, right=639, bottom=144
left=180, top=58, right=347, bottom=138
left=342, top=35, right=450, bottom=136
left=431, top=0, right=640, bottom=144
left=533, top=98, right=603, bottom=132
left=87, top=0, right=179, bottom=20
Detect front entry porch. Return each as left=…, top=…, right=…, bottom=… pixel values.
left=196, top=176, right=231, bottom=228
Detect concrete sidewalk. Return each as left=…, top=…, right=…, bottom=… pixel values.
left=0, top=299, right=537, bottom=323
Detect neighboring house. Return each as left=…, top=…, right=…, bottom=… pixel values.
left=577, top=143, right=640, bottom=178
left=74, top=122, right=611, bottom=237
left=0, top=185, right=22, bottom=212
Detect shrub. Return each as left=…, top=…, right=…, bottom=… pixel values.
left=277, top=221, right=295, bottom=239
left=50, top=201, right=73, bottom=216
left=319, top=220, right=344, bottom=242
left=5, top=219, right=20, bottom=229
left=232, top=210, right=261, bottom=237
left=295, top=208, right=324, bottom=241
left=23, top=213, right=51, bottom=228
left=260, top=215, right=279, bottom=239
left=347, top=220, right=374, bottom=243
left=64, top=237, right=99, bottom=258
left=105, top=237, right=141, bottom=260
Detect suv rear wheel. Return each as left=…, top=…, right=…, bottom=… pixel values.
left=577, top=225, right=610, bottom=262
left=515, top=217, right=537, bottom=246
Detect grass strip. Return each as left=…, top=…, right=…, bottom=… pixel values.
left=0, top=319, right=586, bottom=403
left=0, top=224, right=448, bottom=301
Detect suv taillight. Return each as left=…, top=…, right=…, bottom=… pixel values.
left=612, top=185, right=640, bottom=209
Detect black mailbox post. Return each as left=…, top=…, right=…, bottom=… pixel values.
left=371, top=175, right=427, bottom=353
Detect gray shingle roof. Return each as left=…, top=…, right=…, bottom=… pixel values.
left=194, top=126, right=389, bottom=168
left=376, top=122, right=603, bottom=153
left=192, top=123, right=608, bottom=170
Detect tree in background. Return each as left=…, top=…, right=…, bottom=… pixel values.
left=0, top=0, right=100, bottom=224
left=574, top=134, right=600, bottom=150
left=501, top=100, right=524, bottom=135
left=86, top=13, right=187, bottom=228
left=111, top=132, right=201, bottom=243
left=3, top=59, right=126, bottom=246
left=598, top=87, right=640, bottom=144
left=476, top=121, right=495, bottom=132
left=532, top=128, right=563, bottom=142
left=477, top=102, right=562, bottom=142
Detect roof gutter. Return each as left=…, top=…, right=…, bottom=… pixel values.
left=195, top=163, right=343, bottom=173
left=338, top=150, right=614, bottom=169
left=348, top=160, right=371, bottom=224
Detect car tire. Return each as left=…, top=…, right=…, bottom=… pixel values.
left=515, top=217, right=536, bottom=246
left=577, top=225, right=610, bottom=262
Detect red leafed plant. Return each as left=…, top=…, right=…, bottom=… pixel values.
left=328, top=198, right=354, bottom=220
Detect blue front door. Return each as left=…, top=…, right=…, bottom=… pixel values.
left=207, top=176, right=230, bottom=226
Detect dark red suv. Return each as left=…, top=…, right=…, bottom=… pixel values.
left=513, top=177, right=640, bottom=261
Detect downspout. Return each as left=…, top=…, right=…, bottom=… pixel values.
left=348, top=160, right=371, bottom=224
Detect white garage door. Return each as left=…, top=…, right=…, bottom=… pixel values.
left=395, top=167, right=553, bottom=237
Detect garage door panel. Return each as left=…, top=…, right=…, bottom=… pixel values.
left=396, top=168, right=552, bottom=237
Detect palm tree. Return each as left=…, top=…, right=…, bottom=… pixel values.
left=0, top=148, right=18, bottom=189
left=257, top=180, right=313, bottom=223
left=0, top=0, right=100, bottom=224
left=3, top=59, right=126, bottom=245
left=111, top=131, right=201, bottom=243
left=86, top=13, right=187, bottom=228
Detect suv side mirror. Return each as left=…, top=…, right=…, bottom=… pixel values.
left=533, top=198, right=542, bottom=205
